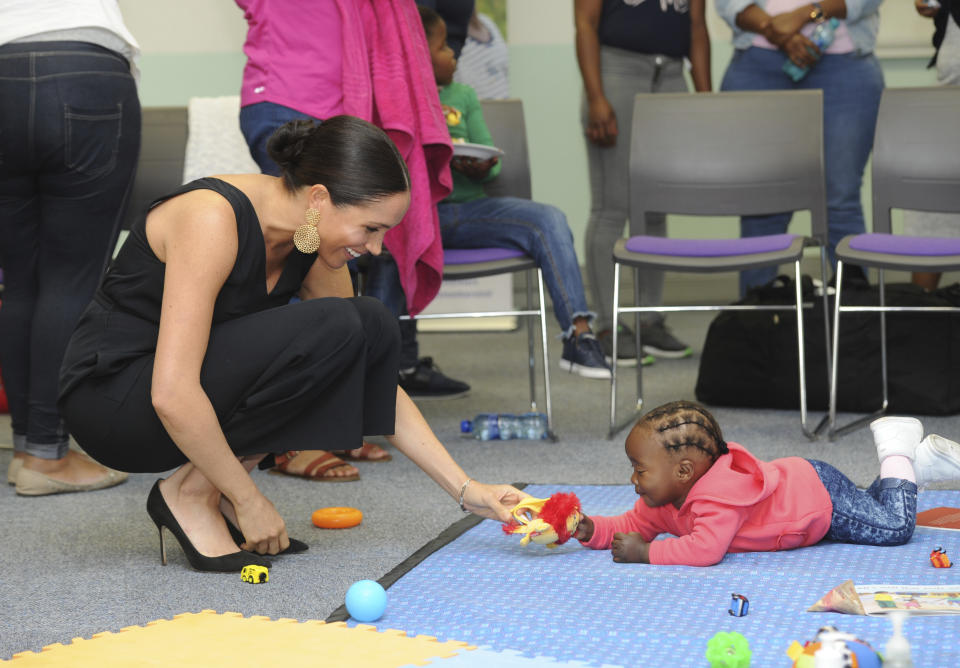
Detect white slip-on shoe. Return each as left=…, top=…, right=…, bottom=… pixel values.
left=914, top=434, right=960, bottom=486
left=7, top=457, right=22, bottom=485
left=869, top=416, right=923, bottom=462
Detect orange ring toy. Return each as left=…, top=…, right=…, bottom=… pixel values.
left=311, top=506, right=363, bottom=529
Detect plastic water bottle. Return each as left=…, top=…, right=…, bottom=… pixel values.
left=782, top=18, right=839, bottom=82
left=520, top=412, right=549, bottom=440
left=460, top=412, right=547, bottom=440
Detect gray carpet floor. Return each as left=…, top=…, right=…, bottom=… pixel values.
left=2, top=310, right=959, bottom=660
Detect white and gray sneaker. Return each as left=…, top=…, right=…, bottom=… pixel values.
left=869, top=416, right=923, bottom=462
left=914, top=434, right=960, bottom=486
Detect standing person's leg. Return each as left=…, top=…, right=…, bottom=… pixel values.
left=364, top=254, right=471, bottom=399
left=808, top=460, right=917, bottom=546
left=239, top=102, right=317, bottom=176
left=438, top=196, right=610, bottom=379
left=0, top=43, right=138, bottom=494
left=364, top=256, right=420, bottom=369
left=720, top=47, right=795, bottom=296
left=633, top=56, right=692, bottom=359
left=0, top=48, right=48, bottom=482
left=583, top=48, right=645, bottom=363
left=804, top=53, right=883, bottom=282
left=582, top=47, right=689, bottom=363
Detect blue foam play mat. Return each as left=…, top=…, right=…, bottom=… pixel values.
left=355, top=485, right=960, bottom=667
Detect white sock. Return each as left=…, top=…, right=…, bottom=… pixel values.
left=880, top=455, right=916, bottom=484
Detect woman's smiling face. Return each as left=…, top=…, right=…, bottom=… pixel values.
left=313, top=189, right=410, bottom=269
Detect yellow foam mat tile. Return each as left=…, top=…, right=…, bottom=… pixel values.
left=4, top=610, right=475, bottom=667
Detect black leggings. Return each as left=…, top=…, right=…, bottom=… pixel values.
left=61, top=297, right=400, bottom=473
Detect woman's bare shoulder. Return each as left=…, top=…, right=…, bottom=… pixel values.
left=146, top=188, right=238, bottom=264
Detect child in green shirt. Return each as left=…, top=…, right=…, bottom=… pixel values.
left=422, top=6, right=612, bottom=379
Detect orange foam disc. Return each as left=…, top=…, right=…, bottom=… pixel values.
left=311, top=506, right=363, bottom=529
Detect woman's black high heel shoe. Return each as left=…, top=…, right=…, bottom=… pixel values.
left=222, top=514, right=308, bottom=554
left=146, top=480, right=271, bottom=572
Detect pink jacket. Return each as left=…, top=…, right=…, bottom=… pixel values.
left=582, top=443, right=833, bottom=566
left=338, top=0, right=452, bottom=315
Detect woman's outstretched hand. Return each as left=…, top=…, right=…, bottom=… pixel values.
left=235, top=491, right=290, bottom=555
left=461, top=481, right=531, bottom=523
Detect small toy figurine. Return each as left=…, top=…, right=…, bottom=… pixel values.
left=930, top=545, right=952, bottom=568
left=728, top=593, right=749, bottom=617
left=502, top=493, right=582, bottom=548
left=705, top=631, right=751, bottom=668
left=240, top=564, right=268, bottom=584
left=786, top=626, right=881, bottom=668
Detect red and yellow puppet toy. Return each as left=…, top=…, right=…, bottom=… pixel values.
left=502, top=492, right=582, bottom=548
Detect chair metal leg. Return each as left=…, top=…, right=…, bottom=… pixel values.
left=525, top=269, right=537, bottom=412
left=535, top=268, right=557, bottom=441
left=608, top=262, right=642, bottom=439
left=879, top=269, right=890, bottom=415
left=609, top=263, right=621, bottom=438
left=812, top=248, right=832, bottom=437
left=828, top=263, right=887, bottom=440
left=634, top=269, right=643, bottom=409
left=792, top=260, right=823, bottom=440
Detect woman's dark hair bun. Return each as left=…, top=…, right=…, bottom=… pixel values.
left=266, top=115, right=410, bottom=204
left=267, top=119, right=317, bottom=171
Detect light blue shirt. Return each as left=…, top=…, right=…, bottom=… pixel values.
left=714, top=0, right=883, bottom=56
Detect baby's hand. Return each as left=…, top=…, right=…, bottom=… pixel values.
left=573, top=515, right=594, bottom=542
left=611, top=532, right=650, bottom=563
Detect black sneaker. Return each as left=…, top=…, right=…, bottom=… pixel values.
left=640, top=322, right=692, bottom=359
left=559, top=332, right=613, bottom=379
left=399, top=357, right=470, bottom=399
left=597, top=326, right=655, bottom=367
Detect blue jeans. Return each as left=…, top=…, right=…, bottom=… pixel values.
left=239, top=101, right=320, bottom=176
left=808, top=459, right=917, bottom=546
left=438, top=196, right=595, bottom=337
left=721, top=47, right=884, bottom=295
left=0, top=42, right=140, bottom=459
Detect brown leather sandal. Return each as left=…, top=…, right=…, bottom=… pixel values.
left=332, top=441, right=393, bottom=463
left=269, top=450, right=360, bottom=482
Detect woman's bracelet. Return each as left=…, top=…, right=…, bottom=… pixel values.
left=457, top=478, right=473, bottom=513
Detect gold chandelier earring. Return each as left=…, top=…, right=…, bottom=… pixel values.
left=294, top=208, right=321, bottom=253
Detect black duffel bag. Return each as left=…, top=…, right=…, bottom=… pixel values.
left=695, top=276, right=960, bottom=415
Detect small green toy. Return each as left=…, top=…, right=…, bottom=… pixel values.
left=706, top=631, right=751, bottom=668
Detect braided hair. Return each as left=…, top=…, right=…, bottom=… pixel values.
left=638, top=400, right=728, bottom=461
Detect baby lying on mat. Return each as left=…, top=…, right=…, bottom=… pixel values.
left=570, top=400, right=960, bottom=566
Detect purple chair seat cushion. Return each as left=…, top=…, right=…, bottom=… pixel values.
left=847, top=233, right=960, bottom=257
left=443, top=247, right=527, bottom=265
left=624, top=234, right=799, bottom=257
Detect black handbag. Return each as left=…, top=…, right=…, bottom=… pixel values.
left=695, top=276, right=960, bottom=415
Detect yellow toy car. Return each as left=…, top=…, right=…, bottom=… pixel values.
left=240, top=564, right=269, bottom=584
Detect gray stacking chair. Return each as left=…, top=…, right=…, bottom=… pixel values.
left=828, top=87, right=960, bottom=438
left=401, top=99, right=555, bottom=437
left=609, top=90, right=831, bottom=439
left=121, top=107, right=188, bottom=230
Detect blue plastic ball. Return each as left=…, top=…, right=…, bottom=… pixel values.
left=345, top=580, right=387, bottom=622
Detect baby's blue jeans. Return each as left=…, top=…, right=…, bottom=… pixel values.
left=807, top=459, right=917, bottom=547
